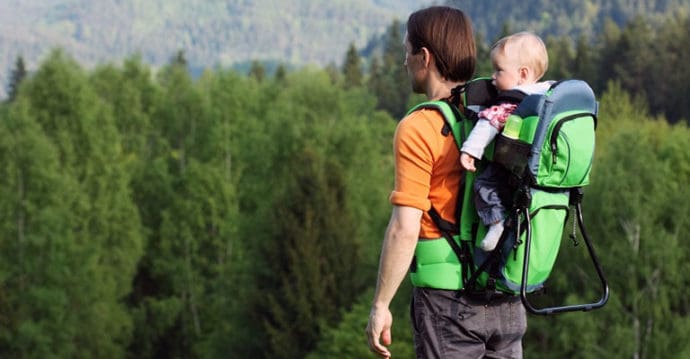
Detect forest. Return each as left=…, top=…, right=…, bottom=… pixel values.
left=2, top=8, right=690, bottom=359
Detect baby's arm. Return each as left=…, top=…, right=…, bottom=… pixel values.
left=460, top=119, right=499, bottom=167
left=460, top=152, right=476, bottom=172
left=460, top=101, right=519, bottom=172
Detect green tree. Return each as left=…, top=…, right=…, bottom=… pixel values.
left=171, top=49, right=188, bottom=68
left=594, top=18, right=622, bottom=92
left=238, top=68, right=394, bottom=358
left=194, top=68, right=269, bottom=357
left=495, top=21, right=513, bottom=43
left=525, top=84, right=690, bottom=358
left=261, top=148, right=361, bottom=359
left=324, top=61, right=341, bottom=84
left=10, top=49, right=144, bottom=358
left=646, top=13, right=690, bottom=123
left=368, top=20, right=410, bottom=119
left=572, top=34, right=598, bottom=85
left=126, top=60, right=242, bottom=358
left=0, top=99, right=81, bottom=358
left=306, top=285, right=416, bottom=359
left=610, top=17, right=655, bottom=101
left=591, top=14, right=690, bottom=123
left=545, top=35, right=575, bottom=80
left=342, top=42, right=363, bottom=89
left=158, top=161, right=237, bottom=356
left=248, top=60, right=266, bottom=82
left=274, top=63, right=288, bottom=82
left=474, top=32, right=494, bottom=78
left=587, top=122, right=690, bottom=358
left=7, top=55, right=27, bottom=102
left=90, top=56, right=159, bottom=157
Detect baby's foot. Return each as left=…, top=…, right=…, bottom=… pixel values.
left=480, top=220, right=504, bottom=251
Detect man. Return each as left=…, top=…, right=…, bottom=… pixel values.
left=365, top=6, right=527, bottom=359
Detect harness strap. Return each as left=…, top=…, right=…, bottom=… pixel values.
left=428, top=207, right=468, bottom=268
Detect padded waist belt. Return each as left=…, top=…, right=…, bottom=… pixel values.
left=409, top=236, right=465, bottom=290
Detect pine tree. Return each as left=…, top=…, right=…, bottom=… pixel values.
left=611, top=17, right=655, bottom=96
left=368, top=56, right=380, bottom=81
left=572, top=34, right=598, bottom=87
left=646, top=14, right=690, bottom=123
left=496, top=21, right=513, bottom=43
left=274, top=63, right=288, bottom=82
left=368, top=20, right=411, bottom=119
left=474, top=32, right=493, bottom=77
left=342, top=42, right=363, bottom=89
left=260, top=148, right=361, bottom=359
left=595, top=19, right=622, bottom=92
left=248, top=60, right=266, bottom=82
left=324, top=62, right=340, bottom=84
left=545, top=35, right=575, bottom=79
left=171, top=49, right=188, bottom=68
left=242, top=69, right=391, bottom=358
left=7, top=55, right=27, bottom=102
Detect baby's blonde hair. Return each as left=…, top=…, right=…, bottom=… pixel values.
left=491, top=31, right=549, bottom=80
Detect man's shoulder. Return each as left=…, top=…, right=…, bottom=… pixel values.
left=403, top=105, right=447, bottom=124
left=399, top=106, right=448, bottom=136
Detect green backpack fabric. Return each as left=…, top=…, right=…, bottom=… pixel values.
left=407, top=79, right=603, bottom=300
left=481, top=79, right=598, bottom=294
left=406, top=78, right=496, bottom=291
left=497, top=79, right=597, bottom=188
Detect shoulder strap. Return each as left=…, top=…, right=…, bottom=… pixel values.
left=406, top=99, right=480, bottom=243
left=406, top=100, right=467, bottom=149
left=405, top=100, right=476, bottom=286
left=406, top=100, right=467, bottom=224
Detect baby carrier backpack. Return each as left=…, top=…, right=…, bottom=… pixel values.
left=407, top=78, right=609, bottom=315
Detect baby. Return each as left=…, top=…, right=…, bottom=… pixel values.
left=460, top=31, right=553, bottom=251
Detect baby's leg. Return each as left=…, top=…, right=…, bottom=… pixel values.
left=473, top=164, right=511, bottom=251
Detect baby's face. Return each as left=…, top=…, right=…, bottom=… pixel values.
left=491, top=51, right=521, bottom=91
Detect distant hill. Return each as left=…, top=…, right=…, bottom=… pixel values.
left=2, top=0, right=689, bottom=98
left=0, top=0, right=424, bottom=97
left=446, top=0, right=690, bottom=42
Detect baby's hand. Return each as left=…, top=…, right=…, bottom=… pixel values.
left=460, top=152, right=476, bottom=172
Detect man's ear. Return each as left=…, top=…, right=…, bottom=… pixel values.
left=420, top=47, right=432, bottom=68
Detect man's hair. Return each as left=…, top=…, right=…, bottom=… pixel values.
left=491, top=31, right=549, bottom=80
left=406, top=6, right=476, bottom=82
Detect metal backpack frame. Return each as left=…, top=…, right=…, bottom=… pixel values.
left=515, top=187, right=609, bottom=315
left=418, top=78, right=609, bottom=315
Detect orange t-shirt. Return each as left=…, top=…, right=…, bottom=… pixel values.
left=389, top=107, right=463, bottom=239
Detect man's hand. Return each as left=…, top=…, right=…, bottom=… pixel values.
left=460, top=152, right=476, bottom=172
left=366, top=306, right=393, bottom=358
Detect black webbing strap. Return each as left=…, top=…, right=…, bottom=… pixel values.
left=427, top=207, right=469, bottom=270
left=433, top=98, right=476, bottom=288
left=425, top=91, right=484, bottom=290
left=464, top=228, right=507, bottom=292
left=496, top=89, right=528, bottom=105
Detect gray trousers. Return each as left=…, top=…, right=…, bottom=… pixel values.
left=474, top=163, right=513, bottom=225
left=411, top=287, right=527, bottom=359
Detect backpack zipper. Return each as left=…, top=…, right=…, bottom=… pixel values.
left=549, top=113, right=589, bottom=164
